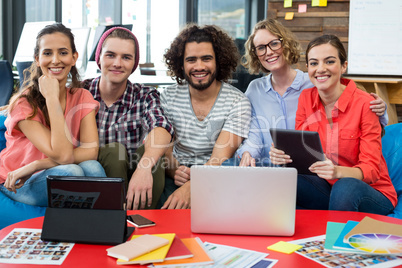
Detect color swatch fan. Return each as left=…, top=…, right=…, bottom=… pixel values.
left=347, top=233, right=402, bottom=254
left=344, top=217, right=402, bottom=255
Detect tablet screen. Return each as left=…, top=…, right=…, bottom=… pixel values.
left=46, top=176, right=125, bottom=210
left=270, top=128, right=325, bottom=175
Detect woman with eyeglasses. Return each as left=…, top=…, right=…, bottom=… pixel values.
left=229, top=19, right=388, bottom=167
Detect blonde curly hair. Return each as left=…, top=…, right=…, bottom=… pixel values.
left=242, top=19, right=301, bottom=75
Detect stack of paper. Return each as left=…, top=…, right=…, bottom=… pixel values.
left=154, top=238, right=269, bottom=268
left=324, top=217, right=402, bottom=255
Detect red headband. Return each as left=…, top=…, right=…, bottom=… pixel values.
left=95, top=27, right=140, bottom=74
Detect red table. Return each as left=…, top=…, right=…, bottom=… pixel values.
left=1, top=209, right=401, bottom=268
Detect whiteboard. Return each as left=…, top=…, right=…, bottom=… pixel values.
left=348, top=0, right=402, bottom=76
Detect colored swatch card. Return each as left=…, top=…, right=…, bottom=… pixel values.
left=164, top=236, right=193, bottom=261
left=319, top=0, right=327, bottom=6
left=116, top=233, right=176, bottom=265
left=344, top=217, right=402, bottom=254
left=153, top=237, right=213, bottom=267
left=323, top=222, right=348, bottom=252
left=344, top=217, right=402, bottom=240
left=284, top=0, right=292, bottom=8
left=285, top=12, right=294, bottom=20
left=333, top=220, right=359, bottom=251
left=267, top=241, right=302, bottom=254
left=298, top=4, right=307, bottom=13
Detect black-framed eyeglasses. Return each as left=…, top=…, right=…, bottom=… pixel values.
left=253, top=38, right=283, bottom=56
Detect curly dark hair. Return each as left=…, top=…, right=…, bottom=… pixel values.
left=164, top=24, right=240, bottom=85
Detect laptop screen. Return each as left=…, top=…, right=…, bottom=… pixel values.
left=46, top=176, right=125, bottom=210
left=190, top=166, right=297, bottom=236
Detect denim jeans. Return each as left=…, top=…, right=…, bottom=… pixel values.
left=0, top=160, right=106, bottom=207
left=98, top=142, right=166, bottom=209
left=297, top=175, right=394, bottom=215
left=221, top=157, right=274, bottom=167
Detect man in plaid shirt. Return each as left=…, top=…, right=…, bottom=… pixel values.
left=82, top=27, right=174, bottom=210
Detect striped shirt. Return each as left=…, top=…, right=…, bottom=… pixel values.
left=160, top=82, right=251, bottom=166
left=82, top=77, right=174, bottom=155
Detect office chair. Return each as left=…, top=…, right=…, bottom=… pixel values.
left=16, top=61, right=33, bottom=89
left=0, top=60, right=15, bottom=106
left=231, top=39, right=262, bottom=92
left=139, top=63, right=156, bottom=76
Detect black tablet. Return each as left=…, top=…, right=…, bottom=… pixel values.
left=46, top=176, right=126, bottom=210
left=270, top=128, right=325, bottom=175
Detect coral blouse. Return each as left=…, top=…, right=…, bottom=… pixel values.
left=296, top=78, right=397, bottom=207
left=0, top=88, right=99, bottom=183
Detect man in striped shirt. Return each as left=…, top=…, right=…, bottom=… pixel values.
left=82, top=27, right=174, bottom=210
left=160, top=24, right=252, bottom=209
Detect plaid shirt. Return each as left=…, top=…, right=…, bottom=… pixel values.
left=82, top=77, right=174, bottom=155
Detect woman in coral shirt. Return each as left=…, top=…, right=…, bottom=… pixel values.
left=270, top=35, right=397, bottom=215
left=0, top=23, right=105, bottom=207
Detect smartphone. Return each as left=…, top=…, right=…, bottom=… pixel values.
left=128, top=214, right=156, bottom=228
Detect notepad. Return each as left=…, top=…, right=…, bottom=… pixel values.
left=267, top=241, right=302, bottom=254
left=116, top=233, right=176, bottom=265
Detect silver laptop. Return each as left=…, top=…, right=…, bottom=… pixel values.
left=191, top=166, right=297, bottom=236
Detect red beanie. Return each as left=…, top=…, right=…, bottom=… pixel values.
left=95, top=27, right=140, bottom=74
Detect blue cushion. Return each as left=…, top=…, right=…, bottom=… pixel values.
left=0, top=112, right=6, bottom=152
left=382, top=123, right=402, bottom=219
left=0, top=112, right=46, bottom=229
left=0, top=191, right=46, bottom=229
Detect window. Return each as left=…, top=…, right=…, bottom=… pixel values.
left=6, top=0, right=264, bottom=72
left=26, top=0, right=56, bottom=22
left=122, top=0, right=180, bottom=67
left=198, top=0, right=246, bottom=39
left=61, top=0, right=181, bottom=69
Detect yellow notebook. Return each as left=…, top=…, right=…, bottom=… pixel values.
left=116, top=233, right=175, bottom=265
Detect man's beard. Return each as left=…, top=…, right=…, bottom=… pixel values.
left=184, top=70, right=217, bottom=91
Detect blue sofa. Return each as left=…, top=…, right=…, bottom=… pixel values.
left=381, top=123, right=402, bottom=218
left=0, top=113, right=46, bottom=229
left=0, top=111, right=401, bottom=229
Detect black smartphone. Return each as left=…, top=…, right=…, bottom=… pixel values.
left=128, top=214, right=156, bottom=228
